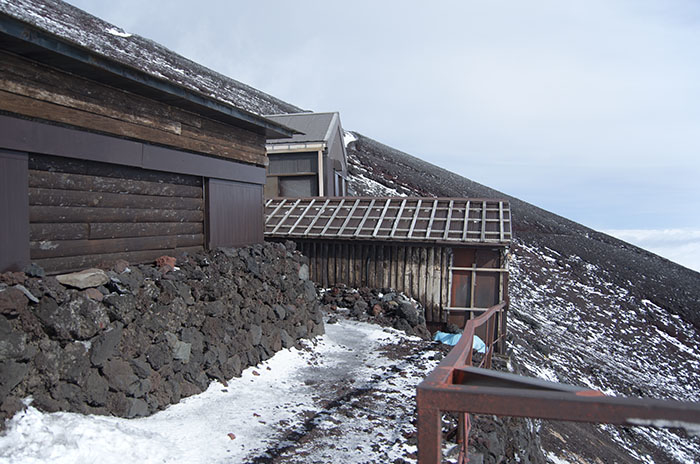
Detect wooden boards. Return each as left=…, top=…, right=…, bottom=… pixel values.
left=290, top=240, right=453, bottom=323
left=0, top=51, right=266, bottom=167
left=28, top=154, right=204, bottom=273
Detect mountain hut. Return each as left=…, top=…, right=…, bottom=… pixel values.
left=264, top=197, right=512, bottom=334
left=0, top=1, right=296, bottom=274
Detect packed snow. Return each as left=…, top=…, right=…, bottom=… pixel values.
left=0, top=319, right=441, bottom=464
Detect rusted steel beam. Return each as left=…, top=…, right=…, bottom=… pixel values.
left=416, top=301, right=700, bottom=463
left=419, top=370, right=700, bottom=426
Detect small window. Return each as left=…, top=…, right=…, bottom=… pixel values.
left=279, top=176, right=318, bottom=197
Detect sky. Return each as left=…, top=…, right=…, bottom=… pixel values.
left=65, top=0, right=700, bottom=271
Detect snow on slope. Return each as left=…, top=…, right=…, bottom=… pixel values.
left=0, top=319, right=441, bottom=464
left=509, top=240, right=700, bottom=463
left=345, top=132, right=700, bottom=463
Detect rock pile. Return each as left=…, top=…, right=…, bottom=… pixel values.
left=321, top=285, right=431, bottom=339
left=0, top=242, right=324, bottom=425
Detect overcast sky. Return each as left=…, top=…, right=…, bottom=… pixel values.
left=67, top=0, right=700, bottom=270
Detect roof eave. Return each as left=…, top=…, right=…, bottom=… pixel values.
left=0, top=13, right=296, bottom=139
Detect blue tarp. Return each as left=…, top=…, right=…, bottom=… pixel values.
left=433, top=331, right=486, bottom=353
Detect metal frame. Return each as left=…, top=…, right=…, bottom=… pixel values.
left=416, top=303, right=700, bottom=463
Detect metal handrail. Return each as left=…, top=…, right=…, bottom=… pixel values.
left=416, top=302, right=700, bottom=463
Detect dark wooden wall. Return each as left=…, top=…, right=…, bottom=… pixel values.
left=0, top=50, right=267, bottom=166
left=295, top=240, right=451, bottom=323
left=28, top=154, right=204, bottom=273
left=289, top=239, right=508, bottom=329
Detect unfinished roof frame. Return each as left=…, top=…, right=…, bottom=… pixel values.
left=265, top=197, right=511, bottom=331
left=264, top=197, right=512, bottom=244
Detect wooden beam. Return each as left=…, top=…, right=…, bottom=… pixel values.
left=30, top=234, right=203, bottom=259
left=425, top=199, right=438, bottom=238
left=265, top=199, right=287, bottom=226
left=442, top=199, right=454, bottom=240
left=29, top=170, right=203, bottom=198
left=30, top=205, right=203, bottom=223
left=29, top=187, right=203, bottom=211
left=499, top=202, right=505, bottom=242
left=337, top=198, right=361, bottom=237
left=321, top=198, right=346, bottom=235
left=0, top=52, right=266, bottom=163
left=372, top=198, right=392, bottom=237
left=270, top=199, right=301, bottom=234
left=303, top=198, right=331, bottom=235
left=287, top=199, right=316, bottom=235
left=390, top=198, right=407, bottom=238
left=462, top=200, right=471, bottom=241
left=0, top=90, right=266, bottom=166
left=408, top=199, right=422, bottom=239
left=480, top=201, right=487, bottom=242
left=35, top=246, right=202, bottom=274
left=355, top=199, right=377, bottom=236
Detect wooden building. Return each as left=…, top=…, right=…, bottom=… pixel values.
left=265, top=112, right=348, bottom=198
left=0, top=1, right=296, bottom=274
left=265, top=197, right=512, bottom=331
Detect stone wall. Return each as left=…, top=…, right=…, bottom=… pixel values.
left=321, top=285, right=431, bottom=340
left=0, top=242, right=323, bottom=424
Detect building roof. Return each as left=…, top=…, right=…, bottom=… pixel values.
left=0, top=0, right=298, bottom=138
left=266, top=112, right=339, bottom=145
left=265, top=197, right=512, bottom=245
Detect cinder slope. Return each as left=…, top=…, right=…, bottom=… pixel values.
left=347, top=132, right=700, bottom=329
left=346, top=131, right=700, bottom=463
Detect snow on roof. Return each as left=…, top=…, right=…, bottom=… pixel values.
left=0, top=0, right=302, bottom=117
left=265, top=197, right=512, bottom=245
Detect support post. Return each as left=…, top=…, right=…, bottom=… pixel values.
left=417, top=404, right=442, bottom=464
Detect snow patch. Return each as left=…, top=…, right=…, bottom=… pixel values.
left=105, top=27, right=132, bottom=38
left=343, top=130, right=357, bottom=147
left=0, top=320, right=440, bottom=464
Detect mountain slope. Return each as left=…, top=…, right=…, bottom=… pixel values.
left=347, top=133, right=700, bottom=330
left=346, top=132, right=700, bottom=463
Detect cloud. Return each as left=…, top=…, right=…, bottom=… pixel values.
left=66, top=0, right=700, bottom=231
left=603, top=229, right=700, bottom=273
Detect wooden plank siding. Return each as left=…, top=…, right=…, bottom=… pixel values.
left=271, top=239, right=508, bottom=327
left=0, top=51, right=267, bottom=167
left=28, top=154, right=204, bottom=273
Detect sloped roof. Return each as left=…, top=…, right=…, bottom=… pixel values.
left=0, top=0, right=300, bottom=137
left=265, top=197, right=512, bottom=245
left=266, top=112, right=339, bottom=145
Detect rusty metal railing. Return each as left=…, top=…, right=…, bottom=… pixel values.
left=417, top=302, right=700, bottom=463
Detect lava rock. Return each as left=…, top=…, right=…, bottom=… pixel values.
left=55, top=269, right=110, bottom=289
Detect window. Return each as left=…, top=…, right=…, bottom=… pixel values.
left=266, top=152, right=318, bottom=197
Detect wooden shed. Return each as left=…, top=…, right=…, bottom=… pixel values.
left=0, top=1, right=295, bottom=274
left=265, top=197, right=512, bottom=331
left=265, top=112, right=348, bottom=198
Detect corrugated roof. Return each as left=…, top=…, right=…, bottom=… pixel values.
left=265, top=197, right=512, bottom=245
left=266, top=113, right=338, bottom=144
